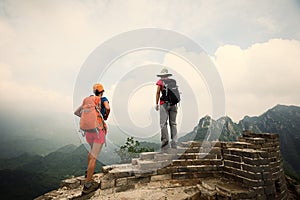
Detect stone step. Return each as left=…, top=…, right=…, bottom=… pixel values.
left=172, top=159, right=223, bottom=166
left=139, top=152, right=160, bottom=160
left=137, top=159, right=172, bottom=171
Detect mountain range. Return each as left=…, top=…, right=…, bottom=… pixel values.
left=180, top=104, right=300, bottom=179
left=0, top=144, right=104, bottom=200
left=1, top=104, right=300, bottom=199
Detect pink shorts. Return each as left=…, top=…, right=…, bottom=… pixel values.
left=85, top=129, right=106, bottom=144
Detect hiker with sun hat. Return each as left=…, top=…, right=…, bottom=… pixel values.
left=155, top=68, right=180, bottom=151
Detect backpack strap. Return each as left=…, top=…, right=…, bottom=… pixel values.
left=94, top=96, right=106, bottom=131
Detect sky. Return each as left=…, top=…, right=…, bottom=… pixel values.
left=1, top=0, right=300, bottom=139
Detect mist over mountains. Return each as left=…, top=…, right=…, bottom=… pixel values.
left=1, top=104, right=300, bottom=199
left=0, top=108, right=79, bottom=158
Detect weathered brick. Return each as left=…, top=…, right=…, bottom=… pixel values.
left=242, top=157, right=269, bottom=165
left=150, top=174, right=172, bottom=181
left=60, top=178, right=80, bottom=189
left=264, top=184, right=276, bottom=195
left=172, top=172, right=194, bottom=180
left=131, top=158, right=139, bottom=165
left=127, top=176, right=150, bottom=185
left=115, top=177, right=128, bottom=187
left=109, top=171, right=133, bottom=179
left=171, top=159, right=192, bottom=166
left=157, top=167, right=177, bottom=175
left=100, top=179, right=115, bottom=189
left=223, top=153, right=241, bottom=162
left=224, top=160, right=241, bottom=169
left=242, top=177, right=264, bottom=187
left=193, top=172, right=222, bottom=178
left=138, top=160, right=162, bottom=170
left=244, top=137, right=266, bottom=144
left=114, top=184, right=135, bottom=193
left=139, top=152, right=160, bottom=160
left=154, top=153, right=176, bottom=161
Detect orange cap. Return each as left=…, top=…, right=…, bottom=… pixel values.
left=93, top=83, right=104, bottom=92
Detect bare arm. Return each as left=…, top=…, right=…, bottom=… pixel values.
left=74, top=106, right=82, bottom=117
left=156, top=85, right=161, bottom=110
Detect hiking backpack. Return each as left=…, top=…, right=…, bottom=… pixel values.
left=79, top=95, right=104, bottom=132
left=161, top=78, right=180, bottom=105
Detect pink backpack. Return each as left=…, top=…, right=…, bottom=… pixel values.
left=79, top=96, right=103, bottom=132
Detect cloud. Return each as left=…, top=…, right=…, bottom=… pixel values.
left=0, top=62, right=72, bottom=114
left=214, top=38, right=300, bottom=121
left=0, top=0, right=300, bottom=129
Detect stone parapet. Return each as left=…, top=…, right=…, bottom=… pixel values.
left=36, top=131, right=290, bottom=200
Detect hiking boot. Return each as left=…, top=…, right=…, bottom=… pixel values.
left=171, top=141, right=177, bottom=149
left=82, top=181, right=99, bottom=195
left=161, top=141, right=170, bottom=153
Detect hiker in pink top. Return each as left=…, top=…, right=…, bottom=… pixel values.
left=74, top=83, right=110, bottom=195
left=155, top=68, right=179, bottom=151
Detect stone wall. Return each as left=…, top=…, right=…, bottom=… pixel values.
left=223, top=131, right=287, bottom=199
left=36, top=131, right=289, bottom=200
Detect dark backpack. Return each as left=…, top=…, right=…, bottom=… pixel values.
left=160, top=78, right=180, bottom=105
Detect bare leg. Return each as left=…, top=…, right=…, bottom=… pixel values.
left=86, top=143, right=103, bottom=182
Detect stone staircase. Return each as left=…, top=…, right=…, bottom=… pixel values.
left=36, top=131, right=291, bottom=200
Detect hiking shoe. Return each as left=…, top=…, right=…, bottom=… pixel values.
left=161, top=141, right=170, bottom=153
left=82, top=181, right=99, bottom=195
left=171, top=141, right=177, bottom=149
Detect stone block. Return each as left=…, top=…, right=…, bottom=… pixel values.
left=157, top=167, right=178, bottom=175
left=100, top=179, right=115, bottom=190
left=138, top=160, right=163, bottom=170
left=131, top=158, right=139, bottom=165
left=223, top=153, right=241, bottom=162
left=242, top=157, right=270, bottom=165
left=191, top=159, right=222, bottom=166
left=224, top=160, right=241, bottom=169
left=242, top=177, right=264, bottom=187
left=264, top=184, right=276, bottom=195
left=223, top=142, right=253, bottom=149
left=133, top=169, right=157, bottom=177
left=256, top=194, right=268, bottom=200
left=238, top=137, right=247, bottom=142
left=114, top=184, right=135, bottom=193
left=185, top=147, right=201, bottom=153
left=241, top=164, right=262, bottom=173
left=127, top=176, right=150, bottom=185
left=178, top=165, right=220, bottom=173
left=193, top=172, right=222, bottom=178
left=150, top=174, right=172, bottom=182
left=225, top=166, right=262, bottom=180
left=102, top=163, right=132, bottom=173
left=252, top=186, right=266, bottom=195
left=171, top=159, right=193, bottom=166
left=261, top=172, right=272, bottom=180
left=244, top=137, right=266, bottom=144
left=115, top=177, right=128, bottom=187
left=166, top=147, right=186, bottom=154
left=60, top=178, right=80, bottom=189
left=172, top=172, right=194, bottom=180
left=140, top=152, right=160, bottom=160
left=154, top=153, right=176, bottom=161
left=109, top=170, right=134, bottom=179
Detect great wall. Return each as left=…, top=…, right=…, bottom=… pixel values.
left=36, top=131, right=293, bottom=199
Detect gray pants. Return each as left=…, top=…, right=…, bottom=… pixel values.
left=160, top=103, right=178, bottom=148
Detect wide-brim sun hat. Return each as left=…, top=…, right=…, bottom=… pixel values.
left=157, top=68, right=172, bottom=77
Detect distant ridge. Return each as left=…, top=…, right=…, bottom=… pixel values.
left=179, top=104, right=300, bottom=178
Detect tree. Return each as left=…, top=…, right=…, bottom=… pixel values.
left=115, top=137, right=154, bottom=163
